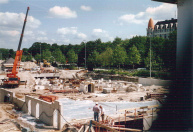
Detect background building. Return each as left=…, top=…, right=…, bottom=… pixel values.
left=147, top=18, right=177, bottom=38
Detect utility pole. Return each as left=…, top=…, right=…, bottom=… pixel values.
left=150, top=34, right=152, bottom=78
left=149, top=33, right=153, bottom=78
left=40, top=44, right=41, bottom=66
left=83, top=40, right=86, bottom=69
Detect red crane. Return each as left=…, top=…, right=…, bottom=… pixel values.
left=3, top=7, right=30, bottom=87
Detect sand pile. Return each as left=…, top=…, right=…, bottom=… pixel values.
left=22, top=62, right=37, bottom=69
left=60, top=70, right=80, bottom=79
left=18, top=71, right=35, bottom=87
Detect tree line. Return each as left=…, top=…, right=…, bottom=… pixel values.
left=0, top=31, right=176, bottom=71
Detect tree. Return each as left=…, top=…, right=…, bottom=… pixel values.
left=144, top=49, right=163, bottom=70
left=21, top=55, right=26, bottom=62
left=98, top=47, right=113, bottom=68
left=50, top=43, right=60, bottom=52
left=28, top=42, right=51, bottom=56
left=42, top=49, right=52, bottom=62
left=35, top=53, right=41, bottom=63
left=113, top=46, right=127, bottom=69
left=87, top=50, right=100, bottom=68
left=127, top=36, right=147, bottom=56
left=162, top=31, right=177, bottom=71
left=0, top=48, right=9, bottom=60
left=67, top=49, right=78, bottom=64
left=112, top=37, right=122, bottom=48
left=25, top=54, right=33, bottom=61
left=126, top=45, right=141, bottom=69
left=9, top=49, right=15, bottom=58
left=52, top=48, right=66, bottom=64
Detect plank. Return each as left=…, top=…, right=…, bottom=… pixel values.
left=91, top=120, right=119, bottom=132
left=111, top=127, right=142, bottom=132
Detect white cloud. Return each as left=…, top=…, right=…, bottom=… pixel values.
left=27, top=16, right=41, bottom=29
left=118, top=3, right=177, bottom=25
left=77, top=33, right=87, bottom=39
left=57, top=27, right=77, bottom=35
left=80, top=5, right=92, bottom=11
left=129, top=34, right=137, bottom=38
left=93, top=29, right=103, bottom=33
left=0, top=12, right=41, bottom=29
left=119, top=14, right=144, bottom=24
left=0, top=0, right=9, bottom=4
left=57, top=27, right=87, bottom=40
left=0, top=30, right=19, bottom=37
left=37, top=31, right=46, bottom=36
left=49, top=6, right=77, bottom=19
left=36, top=37, right=48, bottom=41
left=92, top=28, right=113, bottom=41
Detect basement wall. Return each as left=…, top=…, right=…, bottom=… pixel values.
left=138, top=78, right=172, bottom=86
left=0, top=88, right=64, bottom=130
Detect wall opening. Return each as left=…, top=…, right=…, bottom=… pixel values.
left=28, top=100, right=31, bottom=115
left=88, top=84, right=92, bottom=92
left=53, top=109, right=58, bottom=128
left=36, top=103, right=40, bottom=119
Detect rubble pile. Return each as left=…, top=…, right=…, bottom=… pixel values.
left=22, top=62, right=37, bottom=70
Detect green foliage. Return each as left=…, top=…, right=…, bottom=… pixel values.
left=112, top=37, right=122, bottom=47
left=42, top=49, right=52, bottom=62
left=21, top=55, right=26, bottom=62
left=127, top=36, right=147, bottom=58
left=131, top=70, right=172, bottom=80
left=9, top=49, right=15, bottom=58
left=98, top=47, right=113, bottom=68
left=113, top=46, right=127, bottom=69
left=35, top=53, right=41, bottom=63
left=94, top=69, right=172, bottom=80
left=28, top=42, right=51, bottom=56
left=67, top=49, right=78, bottom=63
left=0, top=48, right=9, bottom=60
left=162, top=31, right=177, bottom=70
left=52, top=48, right=66, bottom=64
left=144, top=49, right=163, bottom=70
left=126, top=45, right=141, bottom=69
left=2, top=32, right=176, bottom=71
left=25, top=54, right=33, bottom=61
left=87, top=50, right=100, bottom=68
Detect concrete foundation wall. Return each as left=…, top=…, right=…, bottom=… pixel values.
left=0, top=88, right=14, bottom=102
left=0, top=88, right=64, bottom=130
left=31, top=73, right=60, bottom=78
left=25, top=95, right=56, bottom=126
left=13, top=97, right=27, bottom=112
left=143, top=116, right=157, bottom=130
left=138, top=78, right=172, bottom=86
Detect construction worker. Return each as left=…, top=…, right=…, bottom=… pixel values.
left=99, top=105, right=105, bottom=123
left=93, top=102, right=100, bottom=122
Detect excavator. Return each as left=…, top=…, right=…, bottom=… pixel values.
left=3, top=7, right=30, bottom=87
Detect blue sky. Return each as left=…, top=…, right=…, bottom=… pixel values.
left=0, top=0, right=177, bottom=50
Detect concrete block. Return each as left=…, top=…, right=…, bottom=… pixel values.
left=103, top=88, right=112, bottom=94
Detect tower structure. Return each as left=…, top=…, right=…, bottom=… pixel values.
left=147, top=18, right=154, bottom=37
left=147, top=18, right=177, bottom=39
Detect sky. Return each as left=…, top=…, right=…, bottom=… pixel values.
left=0, top=0, right=177, bottom=50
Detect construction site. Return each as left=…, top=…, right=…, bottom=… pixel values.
left=0, top=5, right=172, bottom=132
left=0, top=60, right=171, bottom=132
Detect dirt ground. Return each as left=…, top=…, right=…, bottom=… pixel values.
left=7, top=84, right=165, bottom=103
left=0, top=103, right=20, bottom=132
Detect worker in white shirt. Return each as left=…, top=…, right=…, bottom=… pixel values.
left=99, top=105, right=105, bottom=123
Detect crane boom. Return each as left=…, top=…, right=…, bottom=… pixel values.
left=4, top=7, right=30, bottom=87
left=18, top=7, right=30, bottom=51
left=11, top=7, right=30, bottom=76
